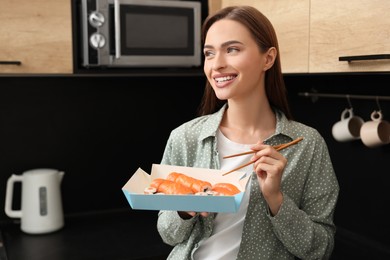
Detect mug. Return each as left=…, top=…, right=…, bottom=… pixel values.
left=332, top=108, right=364, bottom=142
left=360, top=111, right=390, bottom=148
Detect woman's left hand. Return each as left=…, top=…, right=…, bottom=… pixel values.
left=250, top=142, right=287, bottom=215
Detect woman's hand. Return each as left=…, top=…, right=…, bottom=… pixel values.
left=250, top=142, right=287, bottom=216
left=178, top=211, right=209, bottom=219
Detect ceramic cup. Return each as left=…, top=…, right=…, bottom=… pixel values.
left=360, top=111, right=390, bottom=148
left=332, top=108, right=364, bottom=142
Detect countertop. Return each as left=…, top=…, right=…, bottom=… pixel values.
left=3, top=208, right=390, bottom=260
left=0, top=209, right=172, bottom=260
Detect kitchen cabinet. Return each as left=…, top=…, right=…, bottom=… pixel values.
left=0, top=0, right=73, bottom=74
left=208, top=0, right=222, bottom=15
left=309, top=0, right=390, bottom=73
left=208, top=0, right=390, bottom=73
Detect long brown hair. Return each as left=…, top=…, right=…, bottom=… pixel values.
left=197, top=5, right=292, bottom=120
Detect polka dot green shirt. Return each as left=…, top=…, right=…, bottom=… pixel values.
left=157, top=104, right=339, bottom=260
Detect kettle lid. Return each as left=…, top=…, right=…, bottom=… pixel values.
left=24, top=168, right=61, bottom=175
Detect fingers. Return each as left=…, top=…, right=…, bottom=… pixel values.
left=199, top=212, right=209, bottom=217
left=181, top=211, right=209, bottom=218
left=250, top=144, right=279, bottom=162
left=250, top=144, right=287, bottom=175
left=254, top=154, right=285, bottom=170
left=187, top=211, right=197, bottom=217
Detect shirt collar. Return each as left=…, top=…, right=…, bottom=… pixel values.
left=198, top=104, right=297, bottom=142
left=198, top=104, right=226, bottom=141
left=271, top=109, right=297, bottom=142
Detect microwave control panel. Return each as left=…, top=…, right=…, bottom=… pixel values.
left=81, top=0, right=112, bottom=67
left=88, top=12, right=107, bottom=49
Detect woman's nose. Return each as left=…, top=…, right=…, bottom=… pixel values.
left=212, top=53, right=227, bottom=70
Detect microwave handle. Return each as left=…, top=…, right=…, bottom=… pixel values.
left=114, top=0, right=121, bottom=59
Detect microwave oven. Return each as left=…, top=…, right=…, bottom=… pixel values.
left=80, top=0, right=202, bottom=68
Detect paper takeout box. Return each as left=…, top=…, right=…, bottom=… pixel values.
left=122, top=164, right=250, bottom=213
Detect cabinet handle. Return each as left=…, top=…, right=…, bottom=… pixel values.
left=0, top=61, right=22, bottom=65
left=339, top=54, right=390, bottom=62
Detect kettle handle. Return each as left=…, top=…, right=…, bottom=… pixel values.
left=4, top=174, right=23, bottom=218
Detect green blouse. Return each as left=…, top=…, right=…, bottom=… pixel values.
left=157, top=104, right=339, bottom=260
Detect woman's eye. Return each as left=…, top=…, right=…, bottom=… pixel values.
left=204, top=50, right=214, bottom=57
left=227, top=47, right=239, bottom=53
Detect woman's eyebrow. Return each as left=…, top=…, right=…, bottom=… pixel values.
left=204, top=40, right=243, bottom=49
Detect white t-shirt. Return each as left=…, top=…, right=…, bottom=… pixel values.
left=193, top=130, right=254, bottom=260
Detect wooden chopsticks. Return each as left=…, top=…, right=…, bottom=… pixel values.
left=222, top=137, right=303, bottom=176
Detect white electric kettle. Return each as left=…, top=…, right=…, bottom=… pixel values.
left=4, top=168, right=65, bottom=234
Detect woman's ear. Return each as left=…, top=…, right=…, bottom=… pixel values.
left=263, top=47, right=277, bottom=71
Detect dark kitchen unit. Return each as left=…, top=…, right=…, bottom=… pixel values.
left=1, top=0, right=390, bottom=259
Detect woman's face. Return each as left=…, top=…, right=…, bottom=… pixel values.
left=203, top=19, right=269, bottom=102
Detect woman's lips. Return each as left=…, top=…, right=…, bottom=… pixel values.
left=213, top=75, right=237, bottom=87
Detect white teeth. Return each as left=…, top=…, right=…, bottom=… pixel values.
left=215, top=76, right=235, bottom=83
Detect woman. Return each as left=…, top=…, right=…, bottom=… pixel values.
left=157, top=5, right=339, bottom=260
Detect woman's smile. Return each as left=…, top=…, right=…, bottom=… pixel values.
left=213, top=74, right=237, bottom=87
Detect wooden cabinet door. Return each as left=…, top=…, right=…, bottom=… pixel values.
left=309, top=0, right=390, bottom=73
left=0, top=0, right=73, bottom=74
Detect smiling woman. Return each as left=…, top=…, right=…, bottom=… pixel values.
left=156, top=5, right=339, bottom=260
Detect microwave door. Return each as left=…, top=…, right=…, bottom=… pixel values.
left=105, top=0, right=202, bottom=68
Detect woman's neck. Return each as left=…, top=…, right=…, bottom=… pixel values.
left=219, top=100, right=276, bottom=144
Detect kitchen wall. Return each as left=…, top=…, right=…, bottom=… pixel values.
left=0, top=73, right=389, bottom=259
left=284, top=73, right=390, bottom=258
left=0, top=74, right=205, bottom=218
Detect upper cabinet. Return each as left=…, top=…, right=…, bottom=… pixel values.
left=0, top=0, right=73, bottom=74
left=309, top=0, right=390, bottom=73
left=208, top=0, right=390, bottom=73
